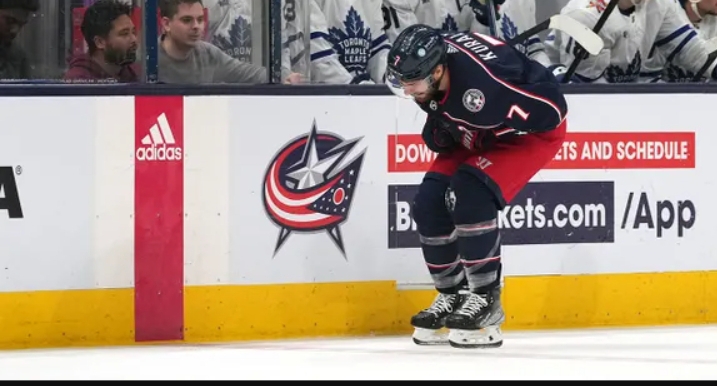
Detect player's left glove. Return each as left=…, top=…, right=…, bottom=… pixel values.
left=421, top=116, right=458, bottom=154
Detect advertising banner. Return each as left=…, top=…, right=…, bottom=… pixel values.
left=387, top=94, right=707, bottom=284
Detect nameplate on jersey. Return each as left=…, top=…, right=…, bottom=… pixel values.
left=447, top=32, right=498, bottom=62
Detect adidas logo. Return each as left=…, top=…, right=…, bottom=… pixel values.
left=136, top=113, right=183, bottom=161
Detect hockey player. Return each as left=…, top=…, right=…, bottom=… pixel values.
left=204, top=0, right=252, bottom=63
left=546, top=0, right=717, bottom=83
left=307, top=0, right=390, bottom=83
left=468, top=0, right=553, bottom=67
left=381, top=0, right=476, bottom=42
left=282, top=0, right=358, bottom=83
left=282, top=0, right=389, bottom=84
left=641, top=0, right=717, bottom=82
left=385, top=24, right=567, bottom=348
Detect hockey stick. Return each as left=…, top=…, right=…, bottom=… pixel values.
left=506, top=14, right=604, bottom=56
left=691, top=49, right=717, bottom=82
left=484, top=0, right=499, bottom=38
left=561, top=0, right=619, bottom=83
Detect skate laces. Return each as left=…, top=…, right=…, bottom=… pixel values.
left=455, top=293, right=488, bottom=316
left=424, top=294, right=455, bottom=315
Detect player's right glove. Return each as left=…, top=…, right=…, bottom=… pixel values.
left=421, top=116, right=458, bottom=154
left=446, top=123, right=501, bottom=152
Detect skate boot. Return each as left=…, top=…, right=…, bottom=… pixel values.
left=410, top=292, right=463, bottom=345
left=444, top=288, right=505, bottom=348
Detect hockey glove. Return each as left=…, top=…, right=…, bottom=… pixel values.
left=448, top=124, right=485, bottom=151
left=469, top=0, right=505, bottom=27
left=421, top=116, right=458, bottom=154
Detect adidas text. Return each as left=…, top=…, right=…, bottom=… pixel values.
left=136, top=146, right=183, bottom=161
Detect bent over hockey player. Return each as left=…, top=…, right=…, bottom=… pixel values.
left=385, top=24, right=567, bottom=348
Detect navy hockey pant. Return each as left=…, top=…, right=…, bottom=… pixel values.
left=412, top=120, right=567, bottom=294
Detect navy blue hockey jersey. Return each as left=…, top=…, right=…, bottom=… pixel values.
left=419, top=32, right=568, bottom=135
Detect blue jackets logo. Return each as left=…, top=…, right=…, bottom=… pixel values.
left=262, top=119, right=366, bottom=258
left=388, top=181, right=615, bottom=248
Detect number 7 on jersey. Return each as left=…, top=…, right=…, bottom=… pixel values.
left=507, top=104, right=530, bottom=120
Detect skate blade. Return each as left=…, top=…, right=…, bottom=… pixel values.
left=448, top=326, right=503, bottom=349
left=412, top=328, right=449, bottom=345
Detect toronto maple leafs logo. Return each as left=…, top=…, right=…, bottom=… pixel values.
left=212, top=15, right=252, bottom=63
left=500, top=15, right=526, bottom=54
left=327, top=7, right=372, bottom=75
left=605, top=51, right=642, bottom=83
left=500, top=15, right=518, bottom=40
left=441, top=15, right=459, bottom=32
left=262, top=119, right=367, bottom=259
left=664, top=63, right=695, bottom=83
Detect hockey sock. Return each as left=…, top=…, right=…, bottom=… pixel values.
left=449, top=170, right=502, bottom=293
left=413, top=175, right=466, bottom=294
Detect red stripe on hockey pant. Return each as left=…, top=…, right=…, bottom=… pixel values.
left=134, top=95, right=184, bottom=342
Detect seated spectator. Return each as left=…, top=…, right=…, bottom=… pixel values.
left=64, top=0, right=139, bottom=83
left=546, top=0, right=717, bottom=83
left=0, top=0, right=39, bottom=81
left=158, top=0, right=267, bottom=84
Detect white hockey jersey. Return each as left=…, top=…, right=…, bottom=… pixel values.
left=469, top=0, right=552, bottom=67
left=204, top=0, right=253, bottom=63
left=546, top=0, right=717, bottom=83
left=310, top=0, right=391, bottom=83
left=642, top=11, right=717, bottom=82
left=282, top=0, right=356, bottom=83
left=381, top=0, right=475, bottom=42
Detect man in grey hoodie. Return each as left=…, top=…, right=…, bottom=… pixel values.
left=159, top=0, right=300, bottom=84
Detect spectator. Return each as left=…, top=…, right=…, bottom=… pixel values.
left=204, top=0, right=253, bottom=63
left=546, top=0, right=717, bottom=83
left=159, top=0, right=294, bottom=84
left=0, top=0, right=39, bottom=81
left=64, top=0, right=139, bottom=83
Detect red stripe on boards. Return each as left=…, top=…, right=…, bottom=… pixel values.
left=134, top=95, right=184, bottom=342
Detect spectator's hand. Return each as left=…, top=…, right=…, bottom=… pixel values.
left=284, top=72, right=304, bottom=84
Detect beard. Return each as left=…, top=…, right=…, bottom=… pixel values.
left=414, top=72, right=444, bottom=102
left=104, top=45, right=137, bottom=66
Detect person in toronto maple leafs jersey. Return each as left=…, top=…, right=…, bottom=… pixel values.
left=545, top=0, right=717, bottom=83
left=307, top=0, right=391, bottom=83
left=468, top=0, right=553, bottom=67
left=281, top=0, right=358, bottom=83
left=381, top=0, right=475, bottom=43
left=203, top=0, right=253, bottom=63
left=385, top=24, right=567, bottom=348
left=640, top=0, right=717, bottom=82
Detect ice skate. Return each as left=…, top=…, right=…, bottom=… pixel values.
left=410, top=292, right=462, bottom=345
left=445, top=288, right=505, bottom=348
